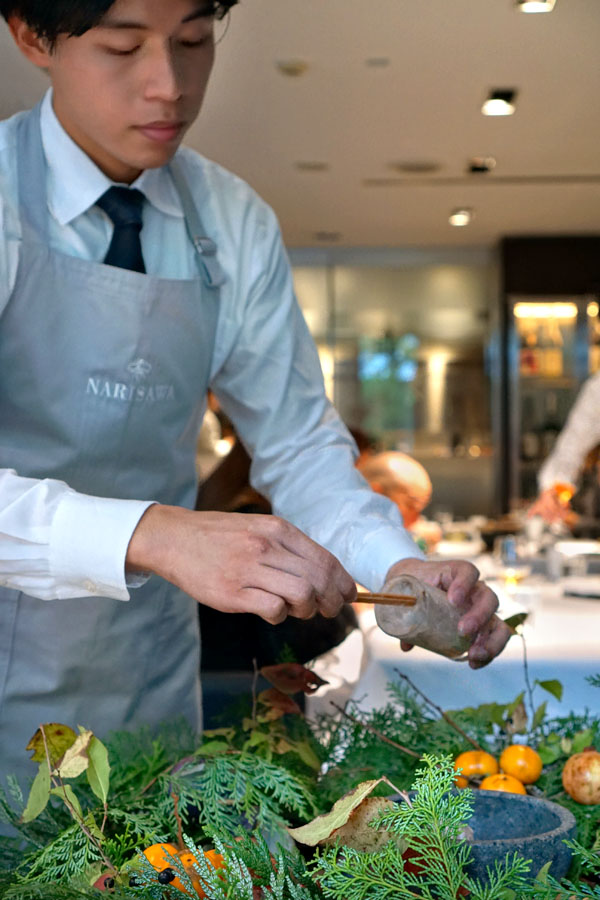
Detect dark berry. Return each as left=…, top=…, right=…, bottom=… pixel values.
left=185, top=803, right=200, bottom=826
left=103, top=877, right=115, bottom=889
left=129, top=874, right=141, bottom=887
left=158, top=867, right=176, bottom=884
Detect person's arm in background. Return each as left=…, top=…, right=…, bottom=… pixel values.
left=530, top=374, right=600, bottom=523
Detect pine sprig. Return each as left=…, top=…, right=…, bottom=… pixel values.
left=178, top=752, right=316, bottom=834
left=312, top=841, right=408, bottom=899
left=376, top=754, right=475, bottom=898
left=464, top=853, right=532, bottom=899
left=180, top=832, right=320, bottom=900
left=10, top=821, right=104, bottom=884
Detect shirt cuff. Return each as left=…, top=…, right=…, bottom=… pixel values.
left=49, top=492, right=156, bottom=601
left=352, top=527, right=426, bottom=592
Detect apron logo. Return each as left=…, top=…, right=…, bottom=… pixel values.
left=127, top=358, right=153, bottom=381
left=86, top=357, right=175, bottom=403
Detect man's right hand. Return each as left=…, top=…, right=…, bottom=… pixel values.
left=126, top=505, right=356, bottom=624
left=528, top=486, right=573, bottom=524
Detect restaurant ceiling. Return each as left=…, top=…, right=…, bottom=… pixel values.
left=0, top=0, right=598, bottom=250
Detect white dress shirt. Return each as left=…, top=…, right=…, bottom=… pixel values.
left=0, top=90, right=422, bottom=602
left=539, top=372, right=600, bottom=491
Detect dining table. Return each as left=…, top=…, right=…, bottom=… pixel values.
left=307, top=539, right=600, bottom=722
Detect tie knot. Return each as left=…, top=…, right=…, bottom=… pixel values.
left=96, top=186, right=145, bottom=228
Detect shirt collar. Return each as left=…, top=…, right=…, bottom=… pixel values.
left=40, top=89, right=184, bottom=225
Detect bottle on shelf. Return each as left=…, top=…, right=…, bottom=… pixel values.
left=519, top=325, right=540, bottom=376
left=520, top=395, right=540, bottom=461
left=538, top=391, right=562, bottom=458
left=540, top=321, right=563, bottom=377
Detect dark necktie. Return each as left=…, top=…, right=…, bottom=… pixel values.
left=96, top=186, right=146, bottom=273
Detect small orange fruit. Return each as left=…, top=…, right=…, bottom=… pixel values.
left=499, top=744, right=543, bottom=785
left=169, top=849, right=225, bottom=897
left=142, top=842, right=179, bottom=870
left=141, top=843, right=225, bottom=897
left=480, top=773, right=527, bottom=795
left=454, top=750, right=499, bottom=787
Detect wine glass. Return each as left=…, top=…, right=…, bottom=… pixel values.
left=493, top=536, right=532, bottom=588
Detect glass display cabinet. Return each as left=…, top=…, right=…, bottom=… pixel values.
left=507, top=295, right=598, bottom=504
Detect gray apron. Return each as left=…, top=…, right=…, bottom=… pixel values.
left=0, top=104, right=225, bottom=794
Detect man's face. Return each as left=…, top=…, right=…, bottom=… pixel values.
left=41, top=0, right=216, bottom=182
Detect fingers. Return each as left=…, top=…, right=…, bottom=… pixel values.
left=170, top=510, right=355, bottom=623
left=443, top=561, right=481, bottom=608
left=247, top=516, right=355, bottom=616
left=454, top=579, right=499, bottom=639
left=239, top=566, right=344, bottom=621
left=234, top=587, right=288, bottom=626
left=529, top=490, right=570, bottom=524
left=385, top=557, right=509, bottom=664
left=467, top=615, right=512, bottom=669
left=275, top=518, right=356, bottom=608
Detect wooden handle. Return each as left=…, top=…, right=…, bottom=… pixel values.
left=356, top=592, right=417, bottom=607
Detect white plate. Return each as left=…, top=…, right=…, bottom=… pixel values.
left=434, top=538, right=484, bottom=558
left=554, top=540, right=600, bottom=557
left=562, top=576, right=600, bottom=598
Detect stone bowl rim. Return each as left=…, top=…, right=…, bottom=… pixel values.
left=394, top=788, right=577, bottom=847
left=457, top=789, right=576, bottom=847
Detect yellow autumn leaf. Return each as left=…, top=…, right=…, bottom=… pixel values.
left=288, top=778, right=386, bottom=846
left=54, top=730, right=94, bottom=779
left=26, top=724, right=78, bottom=765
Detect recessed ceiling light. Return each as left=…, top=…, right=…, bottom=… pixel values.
left=468, top=156, right=497, bottom=174
left=275, top=60, right=309, bottom=77
left=314, top=231, right=342, bottom=243
left=449, top=208, right=473, bottom=227
left=295, top=161, right=330, bottom=172
left=365, top=57, right=391, bottom=68
left=482, top=89, right=517, bottom=116
left=516, top=0, right=556, bottom=12
left=388, top=160, right=442, bottom=175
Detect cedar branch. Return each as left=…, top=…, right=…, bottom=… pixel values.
left=394, top=671, right=484, bottom=751
left=330, top=702, right=421, bottom=758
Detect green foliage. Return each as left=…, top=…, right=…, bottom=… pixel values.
left=10, top=821, right=104, bottom=885
left=1, top=671, right=600, bottom=900
left=184, top=752, right=316, bottom=833
left=0, top=716, right=318, bottom=895
left=104, top=719, right=197, bottom=800
left=535, top=713, right=600, bottom=864
left=313, top=756, right=532, bottom=900
left=177, top=832, right=321, bottom=900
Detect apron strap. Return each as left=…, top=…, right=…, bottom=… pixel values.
left=16, top=102, right=50, bottom=244
left=168, top=158, right=227, bottom=289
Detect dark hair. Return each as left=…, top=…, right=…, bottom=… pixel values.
left=0, top=0, right=238, bottom=45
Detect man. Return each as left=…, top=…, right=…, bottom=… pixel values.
left=357, top=451, right=432, bottom=530
left=0, top=0, right=510, bottom=790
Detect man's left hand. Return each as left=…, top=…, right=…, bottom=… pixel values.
left=384, top=557, right=511, bottom=669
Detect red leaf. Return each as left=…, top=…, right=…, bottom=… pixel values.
left=258, top=688, right=303, bottom=715
left=260, top=663, right=328, bottom=695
